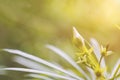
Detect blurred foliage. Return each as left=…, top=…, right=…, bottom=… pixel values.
left=0, top=0, right=120, bottom=80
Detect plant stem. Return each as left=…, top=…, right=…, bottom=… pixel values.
left=99, top=55, right=103, bottom=65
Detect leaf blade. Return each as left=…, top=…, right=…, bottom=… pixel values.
left=46, top=44, right=90, bottom=80
left=3, top=49, right=83, bottom=80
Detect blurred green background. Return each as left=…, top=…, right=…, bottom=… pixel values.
left=0, top=0, right=120, bottom=80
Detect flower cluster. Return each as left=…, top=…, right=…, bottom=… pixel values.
left=73, top=27, right=119, bottom=80
left=0, top=27, right=119, bottom=80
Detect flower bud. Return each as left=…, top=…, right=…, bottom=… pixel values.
left=73, top=27, right=85, bottom=48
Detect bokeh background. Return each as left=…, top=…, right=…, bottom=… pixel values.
left=0, top=0, right=120, bottom=80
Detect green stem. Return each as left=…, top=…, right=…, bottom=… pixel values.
left=115, top=73, right=120, bottom=78
left=99, top=55, right=103, bottom=65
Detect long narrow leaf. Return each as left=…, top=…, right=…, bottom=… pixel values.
left=13, top=56, right=51, bottom=72
left=87, top=67, right=96, bottom=80
left=3, top=49, right=83, bottom=80
left=90, top=38, right=101, bottom=61
left=90, top=38, right=106, bottom=69
left=27, top=74, right=53, bottom=80
left=0, top=68, right=76, bottom=80
left=46, top=44, right=90, bottom=80
left=110, top=59, right=120, bottom=79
